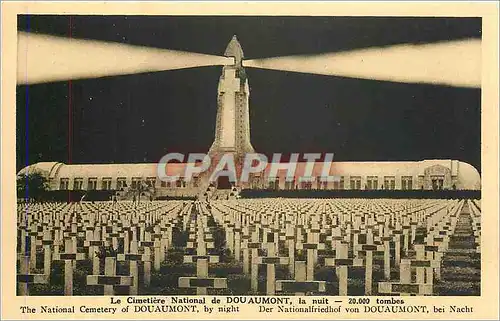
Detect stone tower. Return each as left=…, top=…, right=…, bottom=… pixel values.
left=198, top=35, right=255, bottom=192
left=209, top=35, right=255, bottom=159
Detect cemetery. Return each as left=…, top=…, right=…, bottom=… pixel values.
left=14, top=20, right=483, bottom=299
left=16, top=197, right=481, bottom=296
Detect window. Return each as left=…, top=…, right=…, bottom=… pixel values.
left=367, top=176, right=378, bottom=190
left=131, top=177, right=141, bottom=189
left=401, top=176, right=413, bottom=190
left=192, top=176, right=200, bottom=188
left=300, top=177, right=314, bottom=190
left=298, top=177, right=312, bottom=190
left=333, top=176, right=345, bottom=190
left=59, top=178, right=69, bottom=190
left=268, top=178, right=280, bottom=190
left=315, top=176, right=327, bottom=190
left=384, top=176, right=396, bottom=190
left=317, top=177, right=328, bottom=190
left=117, top=177, right=127, bottom=190
left=251, top=175, right=261, bottom=189
left=101, top=177, right=112, bottom=190
left=431, top=175, right=444, bottom=190
left=285, top=180, right=295, bottom=190
left=350, top=176, right=361, bottom=190
left=146, top=177, right=156, bottom=188
left=161, top=181, right=167, bottom=188
left=418, top=175, right=425, bottom=189
left=87, top=178, right=97, bottom=190
left=300, top=179, right=312, bottom=190
left=73, top=178, right=83, bottom=190
left=176, top=177, right=186, bottom=188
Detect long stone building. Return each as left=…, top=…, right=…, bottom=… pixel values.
left=17, top=36, right=481, bottom=198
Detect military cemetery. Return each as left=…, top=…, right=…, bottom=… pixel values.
left=15, top=17, right=482, bottom=298
left=16, top=198, right=481, bottom=296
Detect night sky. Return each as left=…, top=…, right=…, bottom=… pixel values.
left=16, top=16, right=481, bottom=172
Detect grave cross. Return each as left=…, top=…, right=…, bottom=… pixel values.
left=279, top=223, right=297, bottom=277
left=242, top=231, right=263, bottom=292
left=276, top=261, right=326, bottom=296
left=325, top=243, right=363, bottom=296
left=27, top=226, right=42, bottom=269
left=87, top=256, right=134, bottom=295
left=183, top=242, right=219, bottom=265
left=422, top=235, right=446, bottom=280
left=52, top=239, right=87, bottom=295
left=180, top=238, right=223, bottom=295
left=296, top=232, right=326, bottom=281
left=409, top=244, right=441, bottom=284
left=253, top=244, right=289, bottom=295
left=35, top=229, right=54, bottom=277
left=376, top=226, right=393, bottom=280
left=178, top=259, right=227, bottom=295
left=84, top=238, right=110, bottom=275
left=355, top=243, right=385, bottom=295
left=117, top=240, right=150, bottom=295
left=378, top=253, right=437, bottom=296
left=151, top=225, right=167, bottom=270
left=391, top=222, right=404, bottom=266
left=17, top=255, right=49, bottom=296
left=139, top=232, right=158, bottom=286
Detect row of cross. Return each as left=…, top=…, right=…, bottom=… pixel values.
left=16, top=198, right=481, bottom=296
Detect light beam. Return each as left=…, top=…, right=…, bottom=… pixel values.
left=17, top=32, right=234, bottom=84
left=244, top=39, right=481, bottom=88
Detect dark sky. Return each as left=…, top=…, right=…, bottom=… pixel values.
left=16, top=16, right=481, bottom=172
